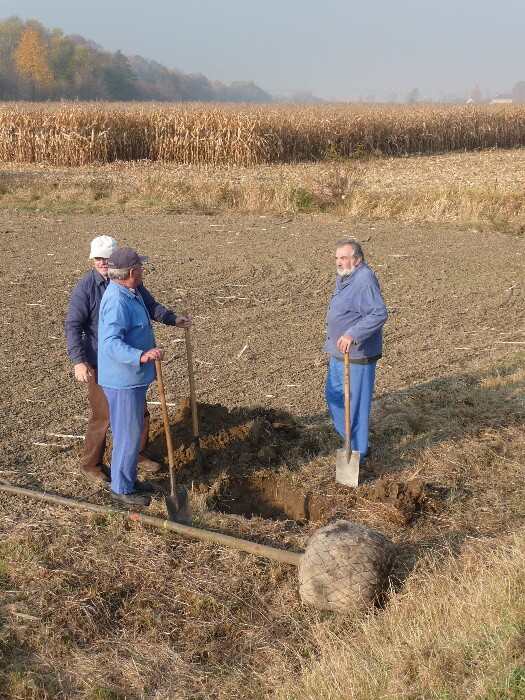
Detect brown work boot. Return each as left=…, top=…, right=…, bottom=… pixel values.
left=80, top=464, right=110, bottom=484
left=137, top=455, right=161, bottom=473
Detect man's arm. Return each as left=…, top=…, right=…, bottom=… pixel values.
left=139, top=284, right=192, bottom=328
left=139, top=284, right=178, bottom=325
left=65, top=283, right=92, bottom=382
left=345, top=284, right=388, bottom=344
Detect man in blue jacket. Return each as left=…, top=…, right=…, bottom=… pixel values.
left=98, top=247, right=190, bottom=506
left=324, top=238, right=388, bottom=464
left=66, top=236, right=189, bottom=485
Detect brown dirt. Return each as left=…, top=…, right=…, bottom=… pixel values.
left=1, top=209, right=523, bottom=535
left=2, top=209, right=525, bottom=698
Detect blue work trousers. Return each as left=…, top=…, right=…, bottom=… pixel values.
left=103, top=385, right=149, bottom=494
left=325, top=357, right=376, bottom=462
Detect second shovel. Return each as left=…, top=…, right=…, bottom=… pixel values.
left=335, top=352, right=360, bottom=487
left=155, top=359, right=192, bottom=525
left=183, top=318, right=208, bottom=471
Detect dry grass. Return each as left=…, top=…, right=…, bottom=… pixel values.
left=278, top=532, right=525, bottom=700
left=2, top=353, right=525, bottom=699
left=0, top=510, right=312, bottom=699
left=1, top=148, right=525, bottom=230
left=2, top=102, right=525, bottom=166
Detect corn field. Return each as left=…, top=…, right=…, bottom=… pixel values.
left=1, top=102, right=525, bottom=166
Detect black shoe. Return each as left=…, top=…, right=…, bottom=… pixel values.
left=110, top=490, right=151, bottom=507
left=134, top=479, right=155, bottom=493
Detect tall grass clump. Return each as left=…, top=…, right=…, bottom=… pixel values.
left=279, top=532, right=525, bottom=700
left=2, top=102, right=525, bottom=166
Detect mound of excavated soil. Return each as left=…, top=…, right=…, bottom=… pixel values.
left=146, top=396, right=427, bottom=524
left=2, top=211, right=523, bottom=541
left=147, top=396, right=303, bottom=477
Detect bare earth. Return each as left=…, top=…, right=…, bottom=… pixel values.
left=1, top=210, right=525, bottom=696
left=2, top=210, right=524, bottom=518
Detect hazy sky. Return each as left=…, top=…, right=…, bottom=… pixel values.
left=2, top=0, right=524, bottom=101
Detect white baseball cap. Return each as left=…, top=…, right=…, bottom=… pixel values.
left=89, top=235, right=119, bottom=259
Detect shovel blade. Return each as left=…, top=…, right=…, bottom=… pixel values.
left=165, top=488, right=192, bottom=526
left=335, top=448, right=360, bottom=487
left=193, top=437, right=209, bottom=472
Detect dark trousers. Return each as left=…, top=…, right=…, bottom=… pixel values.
left=81, top=367, right=150, bottom=469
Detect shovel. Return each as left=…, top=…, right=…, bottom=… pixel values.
left=155, top=359, right=192, bottom=525
left=336, top=352, right=360, bottom=487
left=182, top=313, right=208, bottom=471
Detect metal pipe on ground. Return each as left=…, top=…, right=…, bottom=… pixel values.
left=0, top=481, right=302, bottom=567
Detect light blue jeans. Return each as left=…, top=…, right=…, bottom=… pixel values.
left=325, top=357, right=376, bottom=463
left=103, top=385, right=149, bottom=494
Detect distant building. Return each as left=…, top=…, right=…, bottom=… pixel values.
left=490, top=94, right=513, bottom=104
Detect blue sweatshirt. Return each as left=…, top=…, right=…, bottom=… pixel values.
left=97, top=281, right=157, bottom=389
left=65, top=269, right=177, bottom=368
left=324, top=262, right=388, bottom=361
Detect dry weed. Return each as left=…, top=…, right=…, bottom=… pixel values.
left=1, top=148, right=525, bottom=230
left=3, top=354, right=525, bottom=698
left=278, top=531, right=525, bottom=700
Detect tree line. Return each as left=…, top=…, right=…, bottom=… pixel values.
left=0, top=16, right=273, bottom=102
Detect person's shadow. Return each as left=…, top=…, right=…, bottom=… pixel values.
left=368, top=357, right=525, bottom=476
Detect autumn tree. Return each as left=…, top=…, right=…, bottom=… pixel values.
left=0, top=16, right=272, bottom=102
left=14, top=27, right=53, bottom=92
left=405, top=87, right=420, bottom=104
left=470, top=85, right=482, bottom=103
left=512, top=81, right=525, bottom=103
left=0, top=16, right=27, bottom=98
left=47, top=29, right=77, bottom=94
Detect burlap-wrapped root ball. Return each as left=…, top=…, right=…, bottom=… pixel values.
left=298, top=520, right=397, bottom=612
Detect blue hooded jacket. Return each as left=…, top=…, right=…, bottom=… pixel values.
left=324, top=262, right=388, bottom=361
left=97, top=281, right=157, bottom=389
left=65, top=269, right=177, bottom=368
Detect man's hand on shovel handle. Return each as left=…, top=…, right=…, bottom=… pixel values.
left=175, top=315, right=192, bottom=329
left=140, top=347, right=165, bottom=363
left=336, top=334, right=355, bottom=354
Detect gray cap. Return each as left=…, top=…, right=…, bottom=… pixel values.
left=107, top=247, right=149, bottom=269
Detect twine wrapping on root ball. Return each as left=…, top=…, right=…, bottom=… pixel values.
left=298, top=520, right=397, bottom=612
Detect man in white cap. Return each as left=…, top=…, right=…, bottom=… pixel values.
left=66, top=236, right=190, bottom=485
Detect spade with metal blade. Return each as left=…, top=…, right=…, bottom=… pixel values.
left=182, top=313, right=208, bottom=472
left=155, top=359, right=192, bottom=525
left=336, top=352, right=360, bottom=487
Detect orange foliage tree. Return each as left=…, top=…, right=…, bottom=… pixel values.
left=14, top=27, right=53, bottom=86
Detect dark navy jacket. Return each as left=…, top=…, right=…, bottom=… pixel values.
left=324, top=262, right=388, bottom=361
left=65, top=269, right=177, bottom=368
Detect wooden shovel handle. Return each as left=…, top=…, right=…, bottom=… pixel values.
left=182, top=311, right=200, bottom=437
left=344, top=352, right=351, bottom=461
left=155, top=359, right=177, bottom=497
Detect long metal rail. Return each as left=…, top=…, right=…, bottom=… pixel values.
left=0, top=481, right=302, bottom=567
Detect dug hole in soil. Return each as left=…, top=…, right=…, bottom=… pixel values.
left=146, top=395, right=426, bottom=525
left=4, top=211, right=521, bottom=548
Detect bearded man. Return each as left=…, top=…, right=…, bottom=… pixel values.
left=324, top=238, right=388, bottom=463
